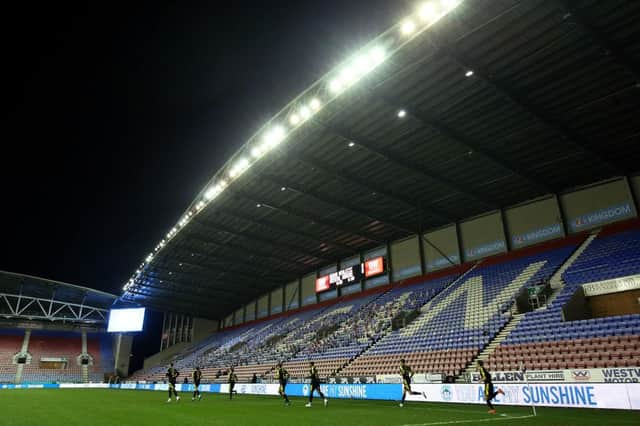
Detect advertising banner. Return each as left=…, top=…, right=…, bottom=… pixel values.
left=569, top=203, right=634, bottom=232
left=582, top=275, right=640, bottom=297
left=59, top=383, right=110, bottom=389
left=406, top=383, right=640, bottom=410
left=468, top=367, right=640, bottom=383
left=286, top=383, right=401, bottom=401
left=219, top=383, right=279, bottom=396
left=3, top=381, right=640, bottom=409
left=377, top=374, right=441, bottom=384
left=512, top=224, right=563, bottom=248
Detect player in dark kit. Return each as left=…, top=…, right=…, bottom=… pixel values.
left=275, top=362, right=290, bottom=406
left=399, top=359, right=426, bottom=407
left=192, top=367, right=202, bottom=401
left=305, top=361, right=328, bottom=407
left=166, top=362, right=180, bottom=403
left=228, top=367, right=238, bottom=400
left=477, top=360, right=504, bottom=414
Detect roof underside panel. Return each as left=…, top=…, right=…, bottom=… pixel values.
left=126, top=0, right=640, bottom=319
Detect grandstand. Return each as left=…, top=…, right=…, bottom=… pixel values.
left=0, top=271, right=121, bottom=384
left=128, top=222, right=640, bottom=384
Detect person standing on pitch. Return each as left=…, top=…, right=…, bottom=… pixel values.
left=166, top=362, right=180, bottom=403
left=305, top=361, right=328, bottom=407
left=192, top=367, right=202, bottom=401
left=477, top=360, right=504, bottom=414
left=275, top=362, right=291, bottom=406
left=228, top=367, right=238, bottom=400
left=399, top=358, right=426, bottom=407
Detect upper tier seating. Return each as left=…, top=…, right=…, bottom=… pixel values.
left=490, top=228, right=640, bottom=371
left=343, top=245, right=576, bottom=377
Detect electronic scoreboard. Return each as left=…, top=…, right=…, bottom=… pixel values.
left=315, top=256, right=385, bottom=293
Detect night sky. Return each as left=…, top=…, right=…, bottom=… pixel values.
left=2, top=0, right=404, bottom=294
left=2, top=1, right=404, bottom=368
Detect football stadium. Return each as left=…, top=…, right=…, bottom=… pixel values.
left=3, top=0, right=640, bottom=425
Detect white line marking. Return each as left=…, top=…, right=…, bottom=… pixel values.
left=398, top=414, right=535, bottom=426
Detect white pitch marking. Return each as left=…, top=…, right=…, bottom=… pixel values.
left=398, top=414, right=535, bottom=426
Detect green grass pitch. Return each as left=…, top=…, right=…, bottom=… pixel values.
left=3, top=390, right=639, bottom=426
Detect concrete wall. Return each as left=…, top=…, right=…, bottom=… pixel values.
left=192, top=317, right=218, bottom=343
left=505, top=196, right=564, bottom=249
left=244, top=301, right=256, bottom=321
left=629, top=175, right=639, bottom=213
left=460, top=211, right=506, bottom=261
left=257, top=294, right=269, bottom=319
left=143, top=341, right=189, bottom=370
left=114, top=334, right=134, bottom=377
left=284, top=281, right=299, bottom=311
left=424, top=224, right=460, bottom=271
left=270, top=287, right=283, bottom=315
left=224, top=314, right=233, bottom=328
left=561, top=178, right=636, bottom=233
left=391, top=235, right=421, bottom=281
left=233, top=308, right=244, bottom=325
left=301, top=273, right=317, bottom=306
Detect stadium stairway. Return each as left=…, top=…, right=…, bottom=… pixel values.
left=14, top=330, right=31, bottom=384
left=458, top=312, right=524, bottom=382
left=338, top=262, right=481, bottom=377
left=544, top=231, right=599, bottom=307
left=457, top=235, right=596, bottom=380
left=81, top=331, right=88, bottom=383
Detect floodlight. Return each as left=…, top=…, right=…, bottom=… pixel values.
left=353, top=54, right=372, bottom=75
left=401, top=19, right=416, bottom=35
left=419, top=2, right=437, bottom=22
left=309, top=98, right=321, bottom=111
left=230, top=157, right=250, bottom=178
left=251, top=146, right=264, bottom=159
left=398, top=109, right=407, bottom=118
left=329, top=78, right=343, bottom=94
left=340, top=67, right=356, bottom=84
left=264, top=125, right=285, bottom=148
left=370, top=46, right=386, bottom=65
left=300, top=106, right=311, bottom=119
left=442, top=0, right=461, bottom=10
left=465, top=70, right=474, bottom=77
left=289, top=114, right=300, bottom=125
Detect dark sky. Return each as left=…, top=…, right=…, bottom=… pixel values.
left=1, top=0, right=406, bottom=296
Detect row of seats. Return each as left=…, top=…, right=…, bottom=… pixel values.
left=490, top=226, right=640, bottom=370
left=343, top=246, right=575, bottom=377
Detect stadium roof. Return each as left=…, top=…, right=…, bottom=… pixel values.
left=121, top=0, right=640, bottom=319
left=0, top=270, right=118, bottom=324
